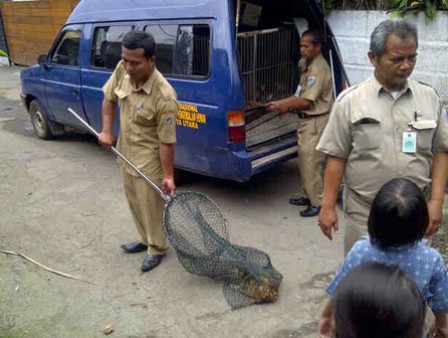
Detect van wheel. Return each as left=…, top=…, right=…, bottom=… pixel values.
left=174, top=168, right=192, bottom=186
left=30, top=100, right=53, bottom=139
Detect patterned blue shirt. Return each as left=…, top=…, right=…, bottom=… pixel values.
left=327, top=237, right=448, bottom=312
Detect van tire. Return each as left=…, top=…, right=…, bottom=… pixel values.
left=30, top=100, right=53, bottom=140
left=174, top=168, right=192, bottom=186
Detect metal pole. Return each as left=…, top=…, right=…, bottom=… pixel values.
left=67, top=107, right=170, bottom=202
left=235, top=0, right=241, bottom=35
left=329, top=49, right=337, bottom=100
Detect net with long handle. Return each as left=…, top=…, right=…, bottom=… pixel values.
left=68, top=108, right=283, bottom=309
left=164, top=192, right=283, bottom=309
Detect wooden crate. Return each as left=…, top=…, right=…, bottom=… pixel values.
left=0, top=0, right=80, bottom=66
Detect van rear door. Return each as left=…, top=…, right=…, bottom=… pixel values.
left=232, top=0, right=349, bottom=175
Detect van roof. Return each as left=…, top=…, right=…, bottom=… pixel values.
left=67, top=0, right=220, bottom=24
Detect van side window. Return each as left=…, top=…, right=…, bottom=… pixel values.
left=145, top=24, right=210, bottom=78
left=51, top=30, right=82, bottom=66
left=91, top=26, right=133, bottom=70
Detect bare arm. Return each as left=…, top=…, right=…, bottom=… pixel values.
left=318, top=156, right=347, bottom=240
left=159, top=143, right=176, bottom=197
left=434, top=310, right=448, bottom=328
left=427, top=152, right=448, bottom=236
left=429, top=310, right=448, bottom=337
left=266, top=95, right=312, bottom=114
left=98, top=98, right=116, bottom=148
left=318, top=298, right=335, bottom=338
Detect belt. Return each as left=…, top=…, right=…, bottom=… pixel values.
left=289, top=109, right=329, bottom=119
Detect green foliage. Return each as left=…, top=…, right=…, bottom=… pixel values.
left=0, top=49, right=8, bottom=57
left=317, top=0, right=336, bottom=15
left=318, top=0, right=448, bottom=13
left=317, top=0, right=448, bottom=17
left=387, top=0, right=446, bottom=23
left=319, top=0, right=386, bottom=10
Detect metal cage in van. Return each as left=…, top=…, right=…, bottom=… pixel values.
left=237, top=27, right=296, bottom=106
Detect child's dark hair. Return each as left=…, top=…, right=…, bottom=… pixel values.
left=334, top=262, right=425, bottom=338
left=368, top=178, right=428, bottom=248
left=122, top=30, right=156, bottom=58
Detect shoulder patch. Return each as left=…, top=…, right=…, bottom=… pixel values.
left=308, top=76, right=316, bottom=86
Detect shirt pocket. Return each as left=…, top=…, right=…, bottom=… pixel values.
left=133, top=107, right=156, bottom=127
left=415, top=126, right=435, bottom=151
left=351, top=117, right=381, bottom=150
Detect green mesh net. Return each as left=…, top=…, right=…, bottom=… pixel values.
left=163, top=192, right=283, bottom=309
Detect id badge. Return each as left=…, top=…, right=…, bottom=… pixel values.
left=402, top=132, right=417, bottom=153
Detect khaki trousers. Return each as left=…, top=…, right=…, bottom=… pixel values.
left=343, top=189, right=371, bottom=255
left=121, top=169, right=169, bottom=255
left=297, top=113, right=329, bottom=206
left=343, top=185, right=432, bottom=255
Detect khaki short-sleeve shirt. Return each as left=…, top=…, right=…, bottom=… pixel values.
left=103, top=61, right=178, bottom=178
left=317, top=77, right=448, bottom=203
left=295, top=53, right=334, bottom=116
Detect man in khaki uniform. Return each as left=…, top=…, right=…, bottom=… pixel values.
left=267, top=29, right=334, bottom=217
left=317, top=19, right=448, bottom=254
left=99, top=31, right=178, bottom=272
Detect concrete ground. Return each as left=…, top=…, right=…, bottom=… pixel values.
left=0, top=65, right=345, bottom=338
left=0, top=65, right=446, bottom=338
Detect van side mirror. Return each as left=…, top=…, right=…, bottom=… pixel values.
left=37, top=55, right=48, bottom=66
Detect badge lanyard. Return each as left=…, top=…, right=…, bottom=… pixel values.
left=402, top=110, right=422, bottom=154
left=403, top=124, right=416, bottom=153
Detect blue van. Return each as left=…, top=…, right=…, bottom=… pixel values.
left=20, top=0, right=348, bottom=182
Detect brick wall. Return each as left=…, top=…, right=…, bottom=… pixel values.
left=0, top=0, right=80, bottom=66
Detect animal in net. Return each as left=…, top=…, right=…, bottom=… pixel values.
left=163, top=192, right=283, bottom=309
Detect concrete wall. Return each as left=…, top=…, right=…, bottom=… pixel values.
left=327, top=10, right=448, bottom=103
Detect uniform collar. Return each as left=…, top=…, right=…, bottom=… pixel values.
left=370, top=76, right=411, bottom=99
left=307, top=53, right=323, bottom=69
left=123, top=66, right=159, bottom=96
left=301, top=53, right=323, bottom=74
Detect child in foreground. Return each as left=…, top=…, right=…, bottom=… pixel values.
left=331, top=261, right=426, bottom=338
left=318, top=178, right=448, bottom=338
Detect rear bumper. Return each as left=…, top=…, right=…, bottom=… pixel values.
left=174, top=133, right=297, bottom=182
left=231, top=133, right=298, bottom=180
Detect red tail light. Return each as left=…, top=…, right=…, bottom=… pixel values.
left=227, top=111, right=245, bottom=143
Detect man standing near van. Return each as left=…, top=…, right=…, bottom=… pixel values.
left=266, top=29, right=334, bottom=217
left=98, top=30, right=178, bottom=273
left=317, top=19, right=448, bottom=254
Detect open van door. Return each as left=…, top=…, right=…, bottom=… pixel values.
left=232, top=0, right=350, bottom=177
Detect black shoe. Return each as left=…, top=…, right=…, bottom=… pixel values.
left=299, top=205, right=321, bottom=217
left=141, top=254, right=163, bottom=272
left=289, top=197, right=310, bottom=206
left=121, top=241, right=148, bottom=253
